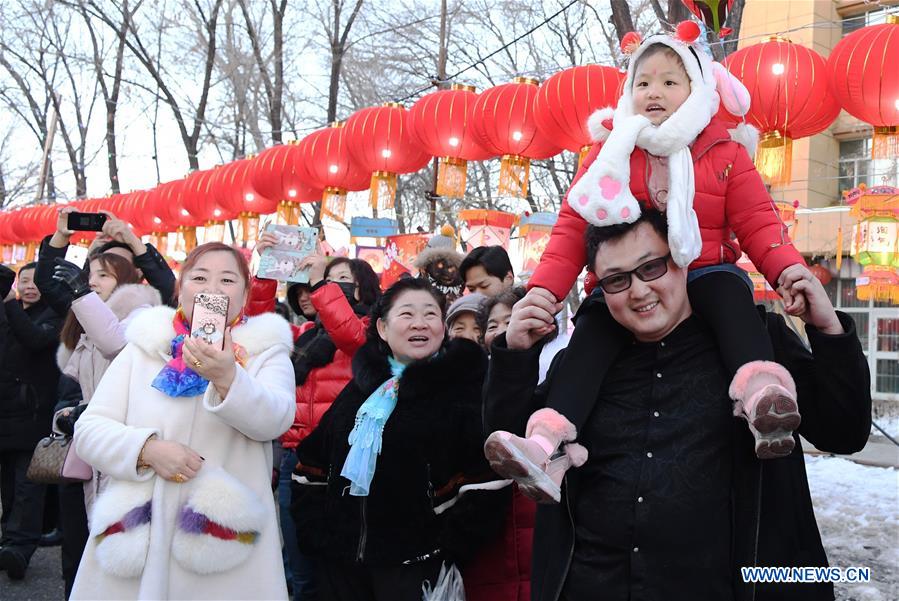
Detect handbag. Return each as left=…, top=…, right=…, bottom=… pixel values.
left=26, top=423, right=92, bottom=484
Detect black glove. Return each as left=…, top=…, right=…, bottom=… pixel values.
left=55, top=404, right=87, bottom=436
left=0, top=264, right=14, bottom=300
left=52, top=257, right=91, bottom=299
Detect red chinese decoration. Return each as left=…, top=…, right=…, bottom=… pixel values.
left=345, top=103, right=431, bottom=211
left=827, top=16, right=899, bottom=159
left=724, top=37, right=840, bottom=185
left=808, top=264, right=833, bottom=286
left=533, top=65, right=625, bottom=164
left=408, top=84, right=494, bottom=198
left=294, top=123, right=370, bottom=221
left=250, top=144, right=321, bottom=224
left=681, top=0, right=736, bottom=36
left=213, top=158, right=278, bottom=243
left=471, top=78, right=563, bottom=198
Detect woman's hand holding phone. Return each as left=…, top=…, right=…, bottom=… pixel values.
left=182, top=328, right=238, bottom=398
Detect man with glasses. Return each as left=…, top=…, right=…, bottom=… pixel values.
left=484, top=210, right=871, bottom=601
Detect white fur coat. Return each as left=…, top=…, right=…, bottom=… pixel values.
left=71, top=306, right=295, bottom=600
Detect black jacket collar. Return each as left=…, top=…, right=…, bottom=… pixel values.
left=352, top=336, right=487, bottom=398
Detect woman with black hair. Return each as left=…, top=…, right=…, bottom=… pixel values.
left=292, top=277, right=504, bottom=601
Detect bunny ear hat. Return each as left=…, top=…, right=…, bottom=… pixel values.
left=568, top=25, right=754, bottom=269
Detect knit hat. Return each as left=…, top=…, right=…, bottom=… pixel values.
left=567, top=25, right=752, bottom=269
left=445, top=293, right=487, bottom=328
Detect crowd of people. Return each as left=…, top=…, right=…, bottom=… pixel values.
left=0, top=26, right=875, bottom=601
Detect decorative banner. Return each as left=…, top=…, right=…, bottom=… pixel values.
left=381, top=233, right=429, bottom=288
left=356, top=246, right=387, bottom=274
left=844, top=184, right=899, bottom=303
left=519, top=212, right=558, bottom=278
left=458, top=209, right=518, bottom=250
left=350, top=217, right=399, bottom=239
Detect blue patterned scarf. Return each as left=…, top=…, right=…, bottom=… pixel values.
left=340, top=356, right=407, bottom=496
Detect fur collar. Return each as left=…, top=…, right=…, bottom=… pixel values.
left=351, top=337, right=487, bottom=399
left=125, top=305, right=293, bottom=359
left=106, top=284, right=163, bottom=320
left=588, top=108, right=759, bottom=156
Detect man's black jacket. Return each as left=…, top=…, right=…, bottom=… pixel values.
left=0, top=298, right=63, bottom=450
left=484, top=301, right=871, bottom=601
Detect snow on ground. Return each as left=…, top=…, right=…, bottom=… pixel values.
left=871, top=413, right=899, bottom=440
left=806, top=455, right=899, bottom=601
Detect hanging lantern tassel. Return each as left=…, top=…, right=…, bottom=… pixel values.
left=872, top=126, right=899, bottom=160
left=238, top=212, right=260, bottom=244
left=204, top=221, right=226, bottom=245
left=25, top=241, right=37, bottom=262
left=835, top=226, right=843, bottom=272
left=755, top=132, right=793, bottom=186
left=370, top=171, right=397, bottom=211
left=277, top=200, right=301, bottom=225
left=436, top=157, right=467, bottom=198
left=498, top=155, right=531, bottom=198
left=322, top=187, right=347, bottom=221
left=177, top=226, right=198, bottom=254
left=578, top=145, right=592, bottom=170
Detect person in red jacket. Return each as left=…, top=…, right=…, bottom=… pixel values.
left=249, top=234, right=381, bottom=600
left=485, top=28, right=819, bottom=503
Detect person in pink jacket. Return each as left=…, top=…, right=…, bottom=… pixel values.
left=485, top=27, right=818, bottom=503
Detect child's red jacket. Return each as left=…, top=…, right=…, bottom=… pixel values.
left=529, top=118, right=804, bottom=300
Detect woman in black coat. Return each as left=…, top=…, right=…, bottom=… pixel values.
left=292, top=277, right=504, bottom=601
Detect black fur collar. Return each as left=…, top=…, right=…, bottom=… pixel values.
left=352, top=336, right=487, bottom=398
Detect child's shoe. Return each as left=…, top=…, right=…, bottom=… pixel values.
left=729, top=361, right=801, bottom=459
left=484, top=408, right=588, bottom=504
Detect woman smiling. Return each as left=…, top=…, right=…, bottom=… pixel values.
left=292, top=277, right=503, bottom=600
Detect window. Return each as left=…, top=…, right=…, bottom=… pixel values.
left=848, top=311, right=870, bottom=351
left=842, top=7, right=891, bottom=36
left=875, top=359, right=899, bottom=394
left=838, top=138, right=899, bottom=196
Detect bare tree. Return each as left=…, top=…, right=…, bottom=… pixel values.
left=0, top=1, right=99, bottom=199
left=236, top=0, right=288, bottom=144
left=83, top=0, right=224, bottom=171
left=322, top=0, right=365, bottom=124
left=73, top=0, right=131, bottom=193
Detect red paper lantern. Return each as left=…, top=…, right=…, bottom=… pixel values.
left=471, top=77, right=563, bottom=197
left=183, top=169, right=235, bottom=224
left=724, top=37, right=840, bottom=185
left=250, top=144, right=321, bottom=224
left=345, top=103, right=431, bottom=211
left=533, top=65, right=625, bottom=161
left=827, top=16, right=899, bottom=159
left=408, top=84, right=494, bottom=198
left=294, top=123, right=370, bottom=221
left=212, top=158, right=278, bottom=243
left=122, top=191, right=162, bottom=237
left=808, top=264, right=833, bottom=286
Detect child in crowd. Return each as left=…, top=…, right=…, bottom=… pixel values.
left=486, top=26, right=816, bottom=502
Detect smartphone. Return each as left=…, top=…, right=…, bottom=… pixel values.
left=63, top=244, right=90, bottom=267
left=190, top=292, right=230, bottom=350
left=67, top=212, right=108, bottom=232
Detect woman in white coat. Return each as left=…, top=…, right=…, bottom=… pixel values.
left=71, top=242, right=295, bottom=600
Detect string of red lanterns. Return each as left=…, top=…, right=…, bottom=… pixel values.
left=2, top=18, right=897, bottom=261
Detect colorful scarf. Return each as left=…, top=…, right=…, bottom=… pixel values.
left=341, top=356, right=407, bottom=496
left=151, top=309, right=247, bottom=398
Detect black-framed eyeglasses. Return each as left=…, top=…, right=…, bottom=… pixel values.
left=596, top=254, right=671, bottom=294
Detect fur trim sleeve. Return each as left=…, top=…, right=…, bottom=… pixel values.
left=202, top=348, right=295, bottom=442
left=587, top=107, right=616, bottom=142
